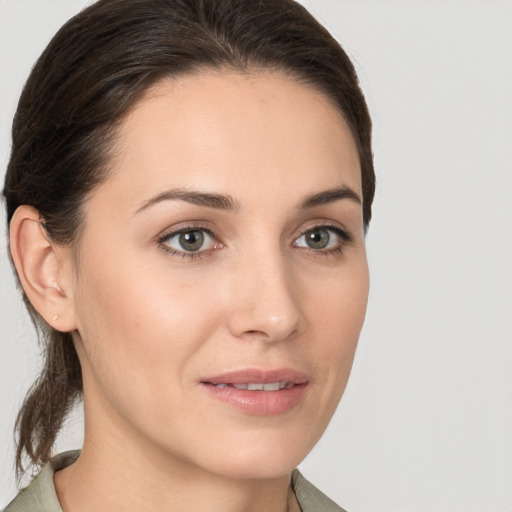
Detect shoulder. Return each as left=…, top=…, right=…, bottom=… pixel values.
left=3, top=451, right=79, bottom=512
left=292, top=470, right=349, bottom=512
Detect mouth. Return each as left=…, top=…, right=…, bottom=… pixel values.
left=201, top=368, right=308, bottom=389
left=210, top=382, right=295, bottom=391
left=200, top=369, right=309, bottom=415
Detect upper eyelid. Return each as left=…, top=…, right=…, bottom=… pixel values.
left=156, top=222, right=219, bottom=242
left=294, top=222, right=352, bottom=241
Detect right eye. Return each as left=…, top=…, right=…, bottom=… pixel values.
left=159, top=228, right=220, bottom=256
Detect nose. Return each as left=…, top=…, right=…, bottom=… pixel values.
left=226, top=252, right=305, bottom=343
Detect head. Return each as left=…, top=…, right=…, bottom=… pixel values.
left=4, top=0, right=374, bottom=479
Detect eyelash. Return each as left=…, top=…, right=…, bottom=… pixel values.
left=156, top=223, right=352, bottom=260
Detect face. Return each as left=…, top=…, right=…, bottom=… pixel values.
left=69, top=70, right=369, bottom=480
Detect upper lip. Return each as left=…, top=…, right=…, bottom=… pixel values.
left=201, top=368, right=309, bottom=385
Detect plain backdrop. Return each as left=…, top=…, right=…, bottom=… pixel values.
left=1, top=1, right=511, bottom=511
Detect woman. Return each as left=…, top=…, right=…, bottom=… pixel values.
left=3, top=0, right=374, bottom=510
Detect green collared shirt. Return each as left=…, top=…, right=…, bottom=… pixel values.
left=3, top=451, right=347, bottom=512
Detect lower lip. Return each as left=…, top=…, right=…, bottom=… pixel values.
left=201, top=383, right=308, bottom=416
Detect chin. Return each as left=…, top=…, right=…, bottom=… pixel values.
left=191, top=430, right=318, bottom=480
left=209, top=455, right=301, bottom=481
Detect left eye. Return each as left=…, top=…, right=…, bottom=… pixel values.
left=293, top=227, right=344, bottom=250
left=161, top=229, right=216, bottom=253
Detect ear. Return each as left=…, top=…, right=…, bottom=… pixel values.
left=9, top=205, right=77, bottom=332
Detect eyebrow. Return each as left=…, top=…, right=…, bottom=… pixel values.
left=134, top=185, right=361, bottom=215
left=134, top=188, right=240, bottom=214
left=299, top=186, right=362, bottom=209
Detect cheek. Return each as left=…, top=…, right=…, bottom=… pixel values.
left=73, top=254, right=223, bottom=396
left=309, top=254, right=369, bottom=332
left=306, top=257, right=369, bottom=381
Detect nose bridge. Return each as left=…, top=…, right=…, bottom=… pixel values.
left=227, top=240, right=304, bottom=342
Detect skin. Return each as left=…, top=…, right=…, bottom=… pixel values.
left=12, top=70, right=369, bottom=512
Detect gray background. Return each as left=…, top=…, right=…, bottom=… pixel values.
left=1, top=1, right=511, bottom=510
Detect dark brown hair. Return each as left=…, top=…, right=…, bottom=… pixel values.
left=3, top=0, right=374, bottom=476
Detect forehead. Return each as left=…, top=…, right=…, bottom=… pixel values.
left=95, top=70, right=361, bottom=211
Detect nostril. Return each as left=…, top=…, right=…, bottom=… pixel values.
left=243, top=329, right=268, bottom=338
left=240, top=327, right=299, bottom=344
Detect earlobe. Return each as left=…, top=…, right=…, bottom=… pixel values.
left=9, top=205, right=77, bottom=332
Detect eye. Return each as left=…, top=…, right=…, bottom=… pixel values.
left=293, top=226, right=348, bottom=251
left=160, top=228, right=219, bottom=254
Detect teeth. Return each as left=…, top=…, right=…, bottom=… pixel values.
left=215, top=382, right=292, bottom=391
